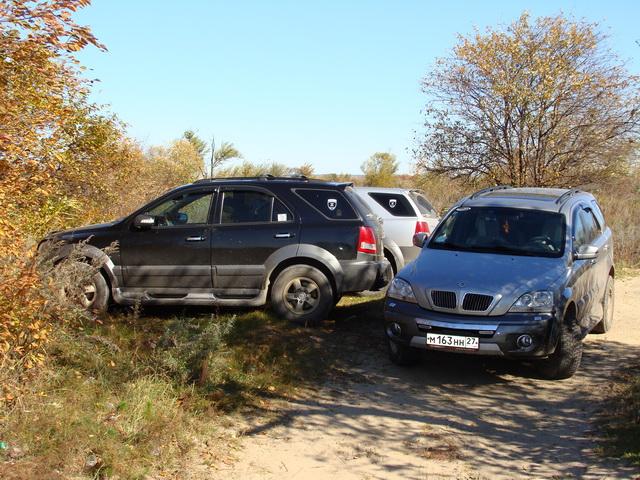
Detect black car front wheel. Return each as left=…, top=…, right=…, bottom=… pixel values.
left=60, top=261, right=110, bottom=314
left=271, top=265, right=333, bottom=326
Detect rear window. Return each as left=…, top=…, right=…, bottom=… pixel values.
left=368, top=192, right=415, bottom=217
left=409, top=190, right=437, bottom=216
left=295, top=189, right=358, bottom=220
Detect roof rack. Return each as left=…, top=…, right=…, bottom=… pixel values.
left=194, top=174, right=309, bottom=184
left=554, top=189, right=581, bottom=205
left=469, top=185, right=512, bottom=199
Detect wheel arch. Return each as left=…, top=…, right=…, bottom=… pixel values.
left=267, top=257, right=339, bottom=302
left=383, top=239, right=403, bottom=275
left=51, top=243, right=119, bottom=295
left=263, top=243, right=344, bottom=301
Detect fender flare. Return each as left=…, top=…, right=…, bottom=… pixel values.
left=52, top=243, right=119, bottom=290
left=263, top=243, right=344, bottom=293
left=382, top=238, right=404, bottom=273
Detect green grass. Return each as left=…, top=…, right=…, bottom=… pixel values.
left=0, top=295, right=383, bottom=479
left=600, top=364, right=640, bottom=465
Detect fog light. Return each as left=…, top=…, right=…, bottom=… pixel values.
left=387, top=322, right=402, bottom=337
left=517, top=334, right=533, bottom=348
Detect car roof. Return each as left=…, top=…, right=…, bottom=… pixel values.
left=188, top=176, right=353, bottom=189
left=354, top=187, right=415, bottom=194
left=461, top=187, right=592, bottom=212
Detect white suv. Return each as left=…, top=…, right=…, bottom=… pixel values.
left=354, top=187, right=439, bottom=274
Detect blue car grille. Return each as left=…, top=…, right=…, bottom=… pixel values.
left=430, top=290, right=457, bottom=309
left=462, top=293, right=493, bottom=311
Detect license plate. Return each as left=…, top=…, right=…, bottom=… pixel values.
left=426, top=333, right=479, bottom=350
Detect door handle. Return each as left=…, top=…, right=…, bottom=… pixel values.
left=274, top=233, right=294, bottom=239
left=186, top=236, right=206, bottom=242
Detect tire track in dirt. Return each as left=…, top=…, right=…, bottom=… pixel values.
left=206, top=276, right=640, bottom=480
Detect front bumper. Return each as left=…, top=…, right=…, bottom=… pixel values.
left=384, top=298, right=559, bottom=358
left=341, top=258, right=392, bottom=293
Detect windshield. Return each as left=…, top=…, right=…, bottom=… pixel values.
left=409, top=190, right=437, bottom=216
left=428, top=207, right=566, bottom=258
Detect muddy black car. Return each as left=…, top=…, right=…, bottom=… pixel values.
left=42, top=176, right=391, bottom=325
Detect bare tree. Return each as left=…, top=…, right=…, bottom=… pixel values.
left=416, top=13, right=640, bottom=187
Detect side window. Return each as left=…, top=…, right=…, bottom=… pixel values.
left=590, top=200, right=605, bottom=229
left=220, top=190, right=293, bottom=224
left=295, top=189, right=357, bottom=220
left=573, top=210, right=588, bottom=249
left=272, top=198, right=293, bottom=222
left=574, top=207, right=599, bottom=248
left=368, top=193, right=415, bottom=217
left=409, top=191, right=437, bottom=216
left=146, top=191, right=214, bottom=226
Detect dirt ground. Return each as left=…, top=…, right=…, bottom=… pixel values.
left=205, top=276, right=640, bottom=480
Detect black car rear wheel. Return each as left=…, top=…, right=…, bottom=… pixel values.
left=271, top=265, right=333, bottom=326
left=538, top=308, right=582, bottom=380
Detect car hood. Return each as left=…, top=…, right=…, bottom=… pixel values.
left=49, top=219, right=122, bottom=240
left=401, top=248, right=567, bottom=315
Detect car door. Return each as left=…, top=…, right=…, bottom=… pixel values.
left=570, top=204, right=602, bottom=328
left=210, top=186, right=299, bottom=297
left=119, top=188, right=216, bottom=290
left=583, top=205, right=611, bottom=323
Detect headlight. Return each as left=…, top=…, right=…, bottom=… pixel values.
left=509, top=290, right=554, bottom=312
left=387, top=278, right=417, bottom=303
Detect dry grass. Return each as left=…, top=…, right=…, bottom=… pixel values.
left=591, top=173, right=640, bottom=268
left=599, top=362, right=640, bottom=465
left=0, top=304, right=330, bottom=478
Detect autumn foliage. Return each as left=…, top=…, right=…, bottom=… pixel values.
left=417, top=13, right=640, bottom=186
left=0, top=0, right=204, bottom=394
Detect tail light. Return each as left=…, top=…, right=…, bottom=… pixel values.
left=415, top=221, right=430, bottom=235
left=357, top=226, right=377, bottom=254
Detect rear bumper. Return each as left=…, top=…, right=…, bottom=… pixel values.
left=384, top=298, right=559, bottom=358
left=341, top=258, right=392, bottom=293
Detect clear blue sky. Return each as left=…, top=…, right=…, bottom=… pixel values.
left=75, top=0, right=640, bottom=174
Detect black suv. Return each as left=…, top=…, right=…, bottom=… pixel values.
left=42, top=176, right=391, bottom=324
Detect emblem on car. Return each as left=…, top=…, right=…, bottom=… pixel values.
left=389, top=199, right=397, bottom=208
left=457, top=281, right=465, bottom=288
left=327, top=198, right=337, bottom=211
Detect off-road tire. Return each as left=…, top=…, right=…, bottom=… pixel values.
left=387, top=337, right=419, bottom=366
left=538, top=309, right=583, bottom=380
left=592, top=276, right=614, bottom=334
left=271, top=265, right=333, bottom=327
left=88, top=271, right=110, bottom=313
left=64, top=261, right=110, bottom=314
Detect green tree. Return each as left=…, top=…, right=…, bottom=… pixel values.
left=361, top=152, right=399, bottom=186
left=416, top=13, right=640, bottom=187
left=210, top=140, right=242, bottom=176
left=182, top=130, right=208, bottom=160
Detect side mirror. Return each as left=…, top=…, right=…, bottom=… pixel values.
left=573, top=244, right=598, bottom=260
left=133, top=214, right=155, bottom=230
left=413, top=232, right=429, bottom=248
